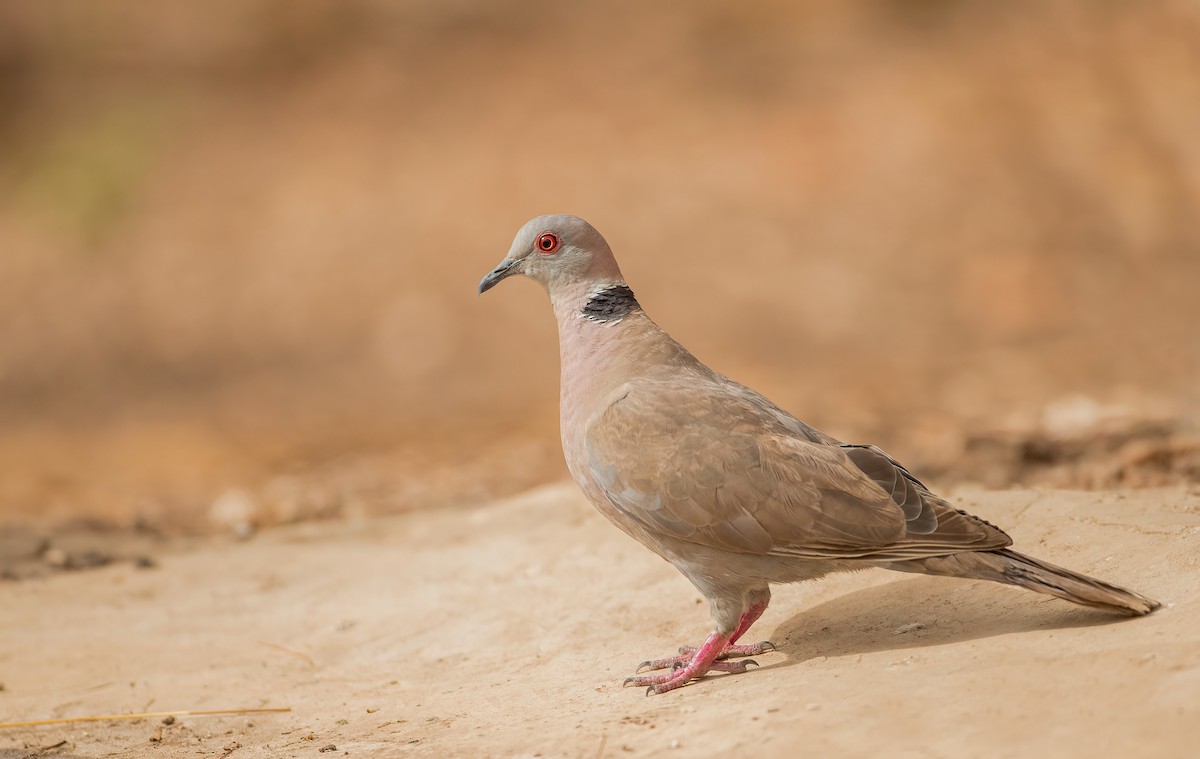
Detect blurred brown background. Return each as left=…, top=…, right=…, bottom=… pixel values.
left=2, top=0, right=1199, bottom=536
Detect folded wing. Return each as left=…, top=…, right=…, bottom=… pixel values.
left=586, top=380, right=1010, bottom=560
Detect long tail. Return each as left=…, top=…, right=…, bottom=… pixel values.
left=891, top=549, right=1161, bottom=616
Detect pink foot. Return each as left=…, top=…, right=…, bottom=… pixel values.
left=623, top=600, right=773, bottom=694
left=635, top=640, right=776, bottom=673
left=622, top=633, right=771, bottom=695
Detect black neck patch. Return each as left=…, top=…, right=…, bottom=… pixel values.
left=581, top=285, right=640, bottom=322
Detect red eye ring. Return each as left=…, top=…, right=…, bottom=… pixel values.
left=536, top=232, right=560, bottom=255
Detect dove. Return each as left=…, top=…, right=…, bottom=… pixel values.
left=478, top=214, right=1160, bottom=695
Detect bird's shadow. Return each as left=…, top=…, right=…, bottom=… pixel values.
left=761, top=575, right=1122, bottom=668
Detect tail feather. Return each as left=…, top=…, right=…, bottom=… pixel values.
left=891, top=548, right=1161, bottom=616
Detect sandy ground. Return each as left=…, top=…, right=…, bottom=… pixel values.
left=1, top=484, right=1197, bottom=759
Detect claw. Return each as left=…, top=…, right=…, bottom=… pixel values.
left=625, top=634, right=774, bottom=694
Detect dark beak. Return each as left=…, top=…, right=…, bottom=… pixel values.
left=478, top=259, right=519, bottom=294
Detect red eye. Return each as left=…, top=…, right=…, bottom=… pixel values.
left=536, top=232, right=560, bottom=254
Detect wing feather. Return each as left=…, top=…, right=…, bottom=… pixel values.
left=586, top=379, right=1010, bottom=559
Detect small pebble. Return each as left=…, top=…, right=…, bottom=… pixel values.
left=43, top=548, right=68, bottom=568
left=43, top=550, right=111, bottom=571
left=319, top=744, right=337, bottom=753
left=162, top=715, right=176, bottom=725
left=135, top=556, right=158, bottom=570
left=233, top=522, right=256, bottom=541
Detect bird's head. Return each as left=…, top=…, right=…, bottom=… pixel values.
left=478, top=214, right=623, bottom=295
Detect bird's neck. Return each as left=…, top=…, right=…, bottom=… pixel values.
left=549, top=280, right=649, bottom=371
left=552, top=281, right=641, bottom=324
left=549, top=280, right=687, bottom=453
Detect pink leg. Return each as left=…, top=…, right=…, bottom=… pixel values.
left=730, top=601, right=769, bottom=644
left=657, top=602, right=777, bottom=667
left=626, top=601, right=776, bottom=692
left=623, top=631, right=737, bottom=695
left=633, top=602, right=772, bottom=672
